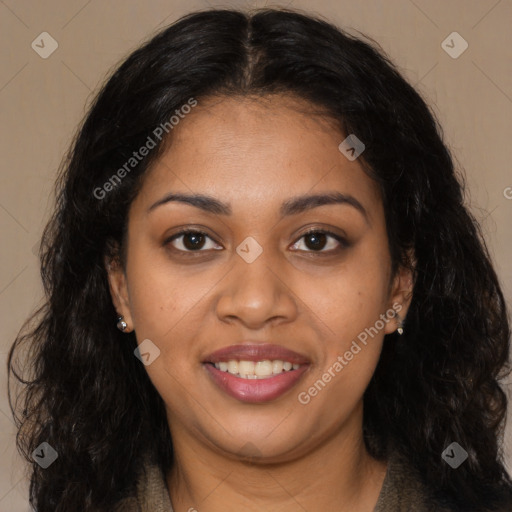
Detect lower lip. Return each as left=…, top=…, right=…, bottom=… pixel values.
left=203, top=363, right=310, bottom=403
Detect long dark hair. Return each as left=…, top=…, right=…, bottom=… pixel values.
left=8, top=7, right=512, bottom=511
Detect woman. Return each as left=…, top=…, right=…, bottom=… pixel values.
left=8, top=7, right=512, bottom=512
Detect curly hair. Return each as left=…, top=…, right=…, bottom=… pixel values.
left=8, top=7, right=512, bottom=511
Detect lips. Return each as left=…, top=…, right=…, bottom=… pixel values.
left=203, top=343, right=310, bottom=365
left=202, top=342, right=311, bottom=403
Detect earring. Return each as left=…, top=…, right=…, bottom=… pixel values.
left=396, top=314, right=404, bottom=335
left=117, top=315, right=128, bottom=332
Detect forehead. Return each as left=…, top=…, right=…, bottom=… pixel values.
left=132, top=94, right=382, bottom=220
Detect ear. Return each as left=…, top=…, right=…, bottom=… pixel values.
left=384, top=255, right=415, bottom=335
left=105, top=251, right=134, bottom=332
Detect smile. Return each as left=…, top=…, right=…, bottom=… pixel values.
left=212, top=359, right=301, bottom=378
left=202, top=343, right=311, bottom=403
left=204, top=363, right=309, bottom=403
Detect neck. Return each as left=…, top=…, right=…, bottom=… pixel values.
left=166, top=405, right=387, bottom=512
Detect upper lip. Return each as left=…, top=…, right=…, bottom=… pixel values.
left=203, top=343, right=310, bottom=364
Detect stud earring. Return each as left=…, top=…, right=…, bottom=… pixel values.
left=117, top=315, right=128, bottom=332
left=396, top=314, right=404, bottom=335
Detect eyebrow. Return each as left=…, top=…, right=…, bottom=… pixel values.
left=147, top=191, right=369, bottom=223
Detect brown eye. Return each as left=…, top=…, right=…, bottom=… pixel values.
left=166, top=230, right=222, bottom=252
left=291, top=230, right=347, bottom=253
left=304, top=232, right=328, bottom=250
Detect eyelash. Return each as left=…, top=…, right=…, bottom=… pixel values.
left=164, top=228, right=348, bottom=255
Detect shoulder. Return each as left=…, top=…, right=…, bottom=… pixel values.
left=113, top=457, right=173, bottom=512
left=374, top=451, right=451, bottom=512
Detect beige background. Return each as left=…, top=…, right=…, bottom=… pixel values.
left=1, top=0, right=511, bottom=509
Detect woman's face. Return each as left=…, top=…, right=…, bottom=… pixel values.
left=108, top=94, right=411, bottom=462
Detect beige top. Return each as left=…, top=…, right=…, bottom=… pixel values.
left=114, top=450, right=444, bottom=511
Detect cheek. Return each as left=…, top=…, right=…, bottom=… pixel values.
left=302, top=250, right=390, bottom=341
left=299, top=246, right=390, bottom=393
left=124, top=246, right=223, bottom=404
left=125, top=245, right=208, bottom=339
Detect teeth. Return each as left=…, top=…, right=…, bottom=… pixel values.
left=238, top=360, right=255, bottom=377
left=255, top=360, right=273, bottom=376
left=212, top=359, right=303, bottom=379
left=272, top=360, right=284, bottom=374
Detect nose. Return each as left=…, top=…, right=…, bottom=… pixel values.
left=215, top=249, right=298, bottom=329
